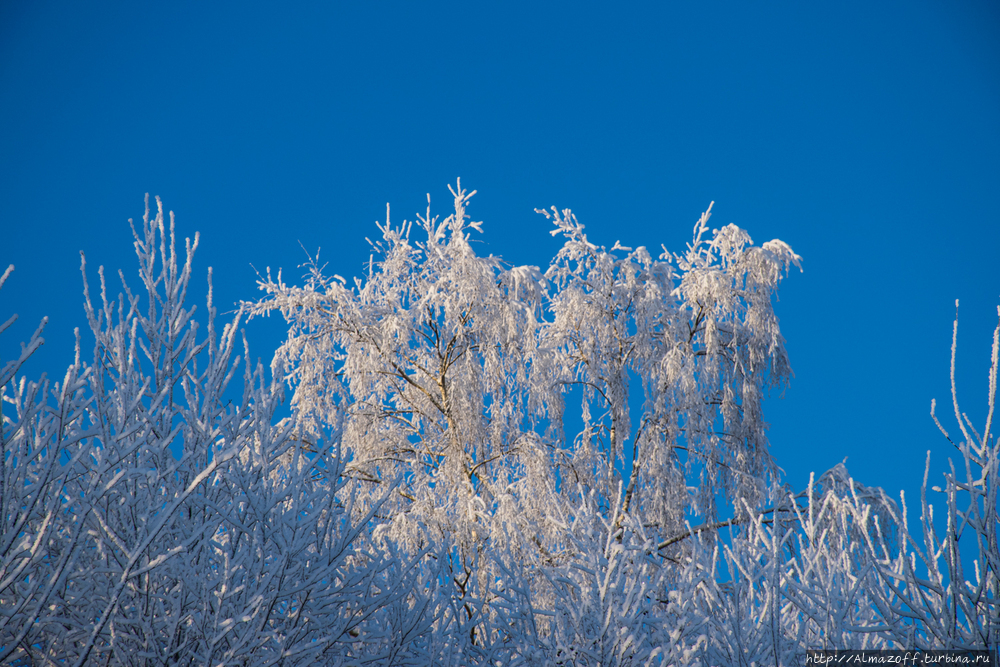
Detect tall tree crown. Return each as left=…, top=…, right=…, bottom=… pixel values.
left=253, top=182, right=802, bottom=559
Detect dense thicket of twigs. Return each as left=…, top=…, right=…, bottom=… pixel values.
left=2, top=189, right=997, bottom=665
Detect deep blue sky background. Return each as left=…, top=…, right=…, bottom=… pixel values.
left=2, top=1, right=998, bottom=509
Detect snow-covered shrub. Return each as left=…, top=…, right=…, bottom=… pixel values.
left=702, top=469, right=895, bottom=665
left=852, top=307, right=999, bottom=650
left=530, top=489, right=713, bottom=666
left=1, top=198, right=411, bottom=665
left=703, top=307, right=1000, bottom=662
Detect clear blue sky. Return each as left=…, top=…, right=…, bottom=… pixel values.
left=2, top=1, right=998, bottom=506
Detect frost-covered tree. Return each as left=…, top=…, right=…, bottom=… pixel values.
left=255, top=183, right=1000, bottom=663
left=252, top=181, right=802, bottom=658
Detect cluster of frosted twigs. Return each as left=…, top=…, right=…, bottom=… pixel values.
left=2, top=189, right=996, bottom=665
